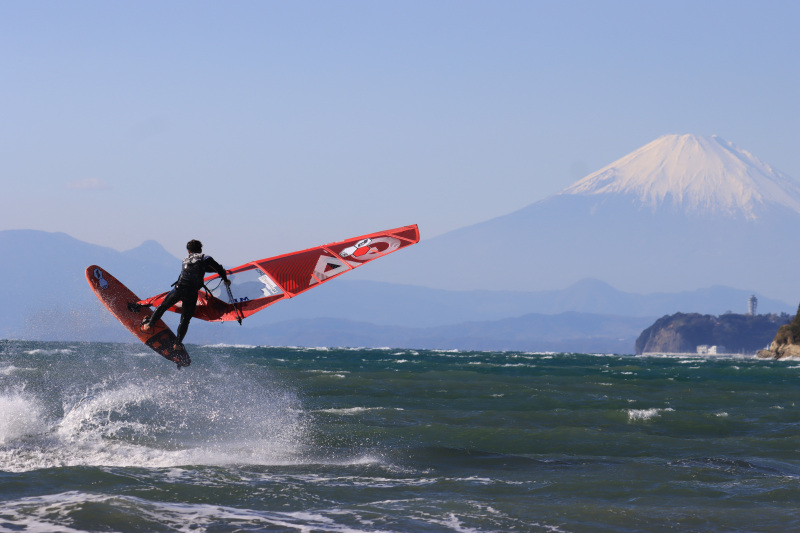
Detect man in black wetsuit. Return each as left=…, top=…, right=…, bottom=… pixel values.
left=141, top=239, right=230, bottom=350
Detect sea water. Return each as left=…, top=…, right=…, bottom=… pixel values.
left=1, top=340, right=799, bottom=532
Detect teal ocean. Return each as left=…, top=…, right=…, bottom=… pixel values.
left=1, top=340, right=799, bottom=532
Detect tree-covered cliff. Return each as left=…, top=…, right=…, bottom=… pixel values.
left=635, top=312, right=790, bottom=355
left=757, top=303, right=800, bottom=359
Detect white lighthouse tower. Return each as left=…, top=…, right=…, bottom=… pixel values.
left=747, top=295, right=758, bottom=316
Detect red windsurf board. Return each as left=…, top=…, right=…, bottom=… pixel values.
left=85, top=265, right=190, bottom=369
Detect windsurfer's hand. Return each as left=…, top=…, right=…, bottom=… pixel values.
left=224, top=279, right=232, bottom=287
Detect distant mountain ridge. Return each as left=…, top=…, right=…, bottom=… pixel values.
left=191, top=312, right=656, bottom=354
left=354, top=134, right=800, bottom=300
left=1, top=229, right=792, bottom=353
left=262, top=278, right=791, bottom=327
left=8, top=133, right=797, bottom=351
left=0, top=230, right=180, bottom=337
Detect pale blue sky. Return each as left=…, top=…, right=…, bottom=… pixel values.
left=2, top=1, right=797, bottom=265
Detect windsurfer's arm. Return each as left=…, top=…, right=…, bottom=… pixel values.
left=203, top=256, right=230, bottom=284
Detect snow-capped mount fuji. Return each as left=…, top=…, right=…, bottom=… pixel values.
left=356, top=134, right=800, bottom=303
left=561, top=134, right=800, bottom=219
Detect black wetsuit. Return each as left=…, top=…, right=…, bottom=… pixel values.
left=148, top=253, right=228, bottom=344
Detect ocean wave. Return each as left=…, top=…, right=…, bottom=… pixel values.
left=0, top=365, right=35, bottom=375
left=626, top=407, right=675, bottom=422
left=0, top=491, right=389, bottom=533
left=315, top=407, right=404, bottom=416
left=204, top=343, right=260, bottom=349
left=23, top=348, right=75, bottom=356
left=304, top=369, right=349, bottom=378
left=0, top=363, right=308, bottom=472
left=0, top=389, right=48, bottom=445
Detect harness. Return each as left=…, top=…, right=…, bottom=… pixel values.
left=174, top=253, right=207, bottom=291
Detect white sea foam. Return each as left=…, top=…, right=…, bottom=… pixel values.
left=316, top=407, right=404, bottom=416
left=0, top=364, right=33, bottom=375
left=23, top=348, right=75, bottom=356
left=0, top=366, right=309, bottom=472
left=0, top=390, right=48, bottom=445
left=0, top=491, right=385, bottom=533
left=305, top=370, right=348, bottom=378
left=626, top=408, right=674, bottom=422
left=205, top=343, right=259, bottom=349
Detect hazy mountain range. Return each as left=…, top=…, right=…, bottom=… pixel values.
left=0, top=228, right=793, bottom=354
left=353, top=134, right=800, bottom=302
left=2, top=134, right=797, bottom=353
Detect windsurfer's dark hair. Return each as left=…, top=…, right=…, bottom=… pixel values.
left=187, top=240, right=203, bottom=253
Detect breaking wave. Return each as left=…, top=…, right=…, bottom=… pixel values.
left=0, top=346, right=308, bottom=472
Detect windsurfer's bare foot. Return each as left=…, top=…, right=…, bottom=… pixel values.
left=140, top=318, right=151, bottom=331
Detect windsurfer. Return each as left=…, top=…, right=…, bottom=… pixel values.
left=141, top=239, right=230, bottom=350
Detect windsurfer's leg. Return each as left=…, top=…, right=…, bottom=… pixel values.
left=175, top=292, right=198, bottom=344
left=144, top=289, right=180, bottom=328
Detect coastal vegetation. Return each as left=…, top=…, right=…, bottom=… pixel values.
left=635, top=312, right=790, bottom=355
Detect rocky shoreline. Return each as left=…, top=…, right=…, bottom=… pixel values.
left=756, top=342, right=800, bottom=360
left=634, top=312, right=789, bottom=356
left=756, top=303, right=800, bottom=360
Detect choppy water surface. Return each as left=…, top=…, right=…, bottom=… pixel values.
left=1, top=340, right=799, bottom=531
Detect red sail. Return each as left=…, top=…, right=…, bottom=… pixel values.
left=141, top=224, right=420, bottom=322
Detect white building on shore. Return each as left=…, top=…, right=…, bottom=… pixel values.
left=697, top=345, right=727, bottom=355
